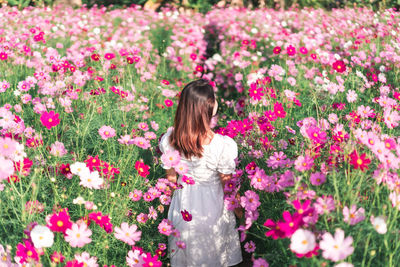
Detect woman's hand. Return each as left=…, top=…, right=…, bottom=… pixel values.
left=234, top=191, right=244, bottom=219
left=166, top=168, right=177, bottom=184
left=234, top=206, right=244, bottom=219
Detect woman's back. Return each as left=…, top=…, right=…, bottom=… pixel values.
left=160, top=127, right=238, bottom=186
left=159, top=127, right=242, bottom=267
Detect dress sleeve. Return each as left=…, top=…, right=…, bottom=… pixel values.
left=216, top=136, right=238, bottom=174
left=159, top=128, right=174, bottom=169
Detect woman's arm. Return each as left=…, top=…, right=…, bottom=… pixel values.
left=218, top=172, right=243, bottom=219
left=166, top=168, right=177, bottom=183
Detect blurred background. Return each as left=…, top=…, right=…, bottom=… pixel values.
left=1, top=0, right=400, bottom=14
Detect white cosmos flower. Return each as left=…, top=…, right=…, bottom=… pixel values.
left=370, top=215, right=387, bottom=234
left=290, top=229, right=316, bottom=255
left=70, top=162, right=90, bottom=176
left=31, top=225, right=54, bottom=248
left=79, top=170, right=103, bottom=189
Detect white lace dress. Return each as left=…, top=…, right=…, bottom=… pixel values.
left=159, top=127, right=243, bottom=267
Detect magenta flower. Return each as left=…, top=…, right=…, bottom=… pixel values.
left=182, top=175, right=195, bottom=185
left=40, top=110, right=60, bottom=130
left=277, top=211, right=303, bottom=237
left=48, top=208, right=72, bottom=234
left=286, top=45, right=296, bottom=56
left=16, top=240, right=39, bottom=264
left=114, top=222, right=142, bottom=245
left=343, top=205, right=365, bottom=225
left=181, top=210, right=192, bottom=222
left=306, top=126, right=327, bottom=144
left=249, top=83, right=264, bottom=101
left=142, top=252, right=162, bottom=267
left=274, top=102, right=286, bottom=118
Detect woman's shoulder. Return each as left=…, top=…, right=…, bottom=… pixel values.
left=216, top=133, right=237, bottom=146
left=159, top=127, right=174, bottom=154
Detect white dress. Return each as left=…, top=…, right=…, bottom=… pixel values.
left=159, top=127, right=243, bottom=267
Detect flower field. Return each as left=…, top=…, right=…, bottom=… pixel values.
left=0, top=3, right=400, bottom=266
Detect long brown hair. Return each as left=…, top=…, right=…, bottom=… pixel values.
left=169, top=78, right=216, bottom=160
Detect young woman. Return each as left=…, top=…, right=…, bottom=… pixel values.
left=159, top=78, right=243, bottom=267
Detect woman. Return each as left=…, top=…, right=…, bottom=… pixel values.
left=159, top=78, right=243, bottom=267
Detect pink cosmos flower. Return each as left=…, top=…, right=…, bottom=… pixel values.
left=0, top=137, right=17, bottom=158
left=158, top=219, right=173, bottom=236
left=295, top=155, right=314, bottom=172
left=244, top=240, right=256, bottom=253
left=176, top=240, right=186, bottom=249
left=151, top=121, right=159, bottom=131
left=224, top=194, right=240, bottom=211
left=75, top=252, right=98, bottom=266
left=240, top=190, right=260, bottom=212
left=249, top=167, right=268, bottom=190
left=50, top=141, right=68, bottom=157
left=286, top=45, right=296, bottom=56
left=129, top=189, right=142, bottom=201
left=144, top=131, right=157, bottom=140
left=161, top=149, right=181, bottom=169
left=253, top=257, right=269, bottom=267
left=266, top=151, right=287, bottom=169
left=310, top=172, right=326, bottom=186
left=343, top=205, right=365, bottom=225
left=126, top=249, right=145, bottom=266
left=287, top=77, right=296, bottom=86
left=148, top=206, right=158, bottom=220
left=98, top=125, right=116, bottom=140
left=319, top=228, right=354, bottom=262
left=65, top=222, right=92, bottom=248
left=174, top=161, right=188, bottom=175
left=0, top=155, right=14, bottom=180
left=136, top=213, right=149, bottom=224
left=114, top=222, right=142, bottom=246
left=133, top=137, right=151, bottom=149
left=138, top=122, right=149, bottom=131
